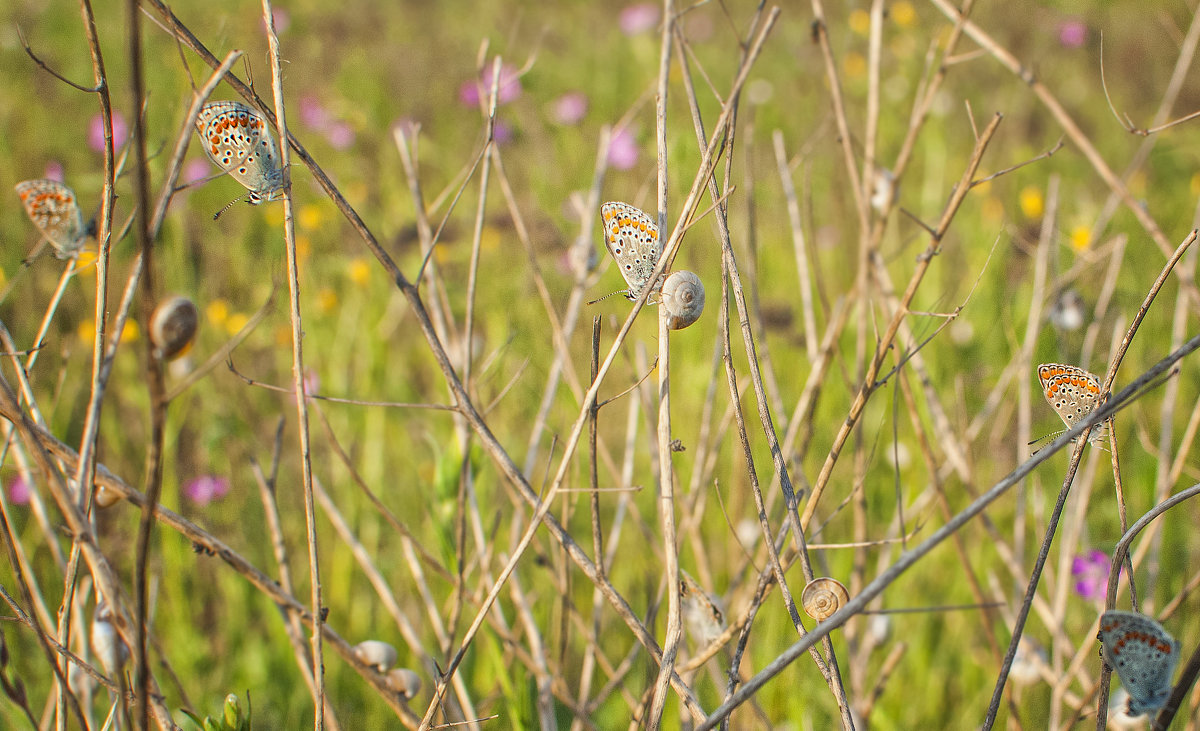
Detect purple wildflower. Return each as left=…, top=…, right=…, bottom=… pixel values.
left=1058, top=20, right=1086, bottom=49
left=608, top=126, right=639, bottom=170
left=88, top=111, right=127, bottom=153
left=43, top=161, right=65, bottom=183
left=183, top=158, right=212, bottom=185
left=459, top=63, right=522, bottom=107
left=265, top=7, right=290, bottom=33
left=492, top=119, right=513, bottom=144
left=551, top=92, right=588, bottom=126
left=298, top=96, right=355, bottom=149
left=183, top=475, right=231, bottom=506
left=299, top=95, right=331, bottom=130
left=619, top=3, right=660, bottom=35
left=1070, top=550, right=1109, bottom=600
left=325, top=121, right=355, bottom=150
left=7, top=475, right=30, bottom=506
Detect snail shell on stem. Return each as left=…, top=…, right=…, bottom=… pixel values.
left=385, top=668, right=422, bottom=700
left=353, top=640, right=398, bottom=672
left=94, top=485, right=123, bottom=509
left=661, top=270, right=704, bottom=330
left=150, top=295, right=199, bottom=360
left=801, top=577, right=849, bottom=621
left=91, top=600, right=129, bottom=677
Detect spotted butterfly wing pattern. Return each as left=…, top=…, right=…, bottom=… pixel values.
left=195, top=101, right=285, bottom=204
left=1098, top=610, right=1180, bottom=716
left=14, top=179, right=88, bottom=259
left=600, top=201, right=664, bottom=301
left=1037, top=363, right=1108, bottom=445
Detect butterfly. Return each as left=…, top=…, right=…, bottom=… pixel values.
left=679, top=570, right=725, bottom=648
left=1036, top=363, right=1108, bottom=445
left=1098, top=610, right=1179, bottom=717
left=14, top=179, right=90, bottom=259
left=598, top=201, right=665, bottom=302
left=194, top=101, right=285, bottom=218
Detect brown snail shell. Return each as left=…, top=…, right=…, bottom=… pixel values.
left=801, top=577, right=849, bottom=621
left=150, top=295, right=199, bottom=360
left=385, top=668, right=422, bottom=700
left=94, top=485, right=123, bottom=509
left=661, top=270, right=704, bottom=330
left=353, top=640, right=398, bottom=672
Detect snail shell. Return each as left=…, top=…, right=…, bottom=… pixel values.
left=94, top=485, right=123, bottom=509
left=801, top=577, right=849, bottom=621
left=90, top=600, right=129, bottom=677
left=661, top=270, right=704, bottom=330
left=385, top=668, right=422, bottom=700
left=353, top=640, right=398, bottom=672
left=150, top=295, right=199, bottom=360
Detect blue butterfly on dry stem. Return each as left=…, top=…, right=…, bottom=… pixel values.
left=195, top=101, right=286, bottom=219
left=597, top=201, right=664, bottom=302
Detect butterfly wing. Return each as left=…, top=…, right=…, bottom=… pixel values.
left=1037, top=363, right=1107, bottom=443
left=196, top=102, right=283, bottom=202
left=1099, top=610, right=1178, bottom=716
left=600, top=201, right=662, bottom=300
left=15, top=179, right=85, bottom=257
left=1127, top=633, right=1181, bottom=715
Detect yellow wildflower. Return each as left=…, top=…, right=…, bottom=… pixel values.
left=844, top=52, right=867, bottom=80
left=206, top=299, right=230, bottom=327
left=316, top=288, right=338, bottom=313
left=298, top=204, right=324, bottom=232
left=349, top=257, right=371, bottom=286
left=1069, top=226, right=1090, bottom=252
left=892, top=1, right=916, bottom=28
left=1019, top=187, right=1044, bottom=219
left=225, top=312, right=249, bottom=336
left=849, top=10, right=870, bottom=35
left=77, top=319, right=94, bottom=345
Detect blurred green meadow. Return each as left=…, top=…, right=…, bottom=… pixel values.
left=0, top=0, right=1198, bottom=728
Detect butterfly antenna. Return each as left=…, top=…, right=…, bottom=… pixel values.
left=587, top=290, right=628, bottom=306
left=213, top=193, right=247, bottom=221
left=1026, top=431, right=1063, bottom=447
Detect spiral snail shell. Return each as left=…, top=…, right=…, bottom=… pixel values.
left=353, top=640, right=398, bottom=672
left=149, top=295, right=199, bottom=360
left=801, top=577, right=849, bottom=621
left=385, top=668, right=422, bottom=700
left=94, top=485, right=123, bottom=509
left=661, top=270, right=704, bottom=330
